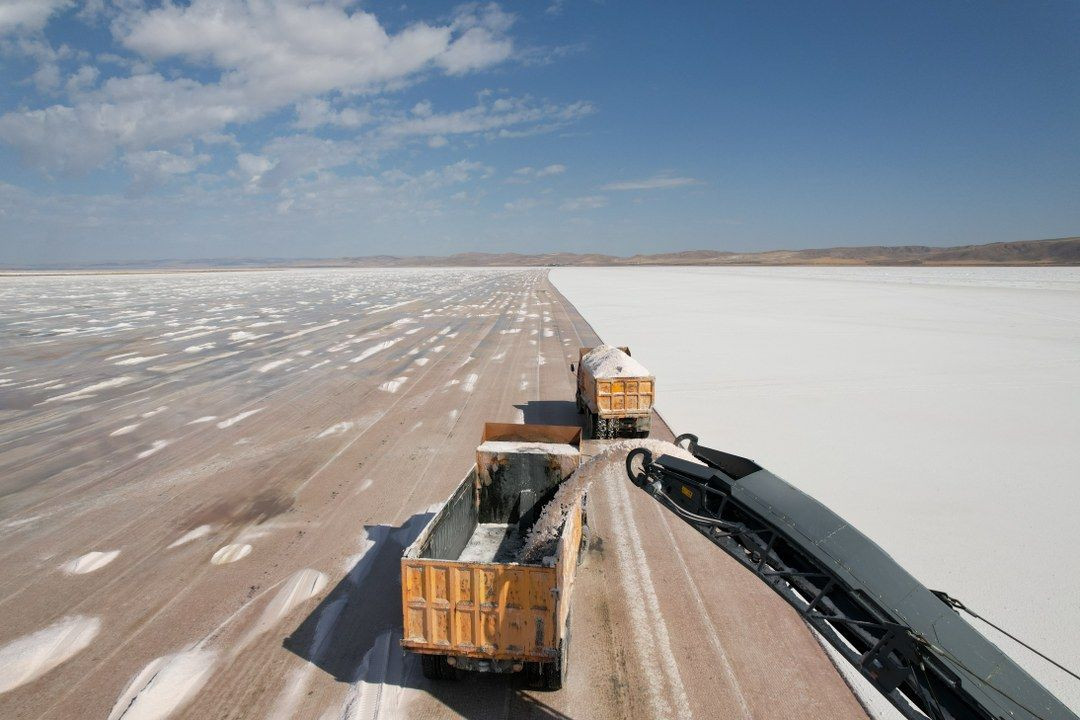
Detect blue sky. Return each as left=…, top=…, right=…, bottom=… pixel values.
left=0, top=1, right=1077, bottom=264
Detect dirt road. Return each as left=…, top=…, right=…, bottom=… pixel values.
left=0, top=268, right=865, bottom=719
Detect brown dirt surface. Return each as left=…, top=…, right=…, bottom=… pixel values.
left=0, top=268, right=867, bottom=720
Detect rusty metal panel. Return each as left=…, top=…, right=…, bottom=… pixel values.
left=554, top=496, right=584, bottom=639
left=401, top=557, right=559, bottom=661
left=596, top=378, right=654, bottom=417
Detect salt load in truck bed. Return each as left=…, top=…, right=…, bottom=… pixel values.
left=400, top=422, right=586, bottom=690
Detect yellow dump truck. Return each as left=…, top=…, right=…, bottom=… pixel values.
left=573, top=345, right=654, bottom=439
left=401, top=423, right=586, bottom=689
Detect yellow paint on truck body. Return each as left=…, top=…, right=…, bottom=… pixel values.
left=402, top=551, right=559, bottom=660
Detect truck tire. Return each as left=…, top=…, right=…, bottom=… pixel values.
left=542, top=612, right=571, bottom=691
left=601, top=417, right=615, bottom=440
left=420, top=653, right=459, bottom=681
left=591, top=413, right=607, bottom=440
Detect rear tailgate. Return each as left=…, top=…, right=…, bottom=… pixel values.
left=596, top=376, right=654, bottom=417
left=401, top=559, right=558, bottom=661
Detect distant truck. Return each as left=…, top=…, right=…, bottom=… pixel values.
left=401, top=422, right=586, bottom=690
left=573, top=345, right=654, bottom=439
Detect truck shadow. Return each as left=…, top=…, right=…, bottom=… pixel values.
left=283, top=513, right=576, bottom=720
left=283, top=516, right=432, bottom=681
left=515, top=400, right=582, bottom=427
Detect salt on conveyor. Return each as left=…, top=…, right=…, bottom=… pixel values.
left=518, top=439, right=701, bottom=563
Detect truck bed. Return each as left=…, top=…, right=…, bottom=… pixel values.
left=401, top=423, right=584, bottom=666
left=576, top=346, right=655, bottom=425
left=457, top=523, right=524, bottom=563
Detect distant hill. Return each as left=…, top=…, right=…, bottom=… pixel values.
left=5, top=236, right=1079, bottom=272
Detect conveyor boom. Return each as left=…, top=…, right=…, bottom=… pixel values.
left=624, top=435, right=1077, bottom=720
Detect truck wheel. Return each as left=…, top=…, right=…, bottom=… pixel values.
left=542, top=660, right=562, bottom=690
left=591, top=414, right=604, bottom=440
left=542, top=612, right=571, bottom=691
left=421, top=654, right=459, bottom=681
left=525, top=661, right=544, bottom=687
left=601, top=417, right=611, bottom=440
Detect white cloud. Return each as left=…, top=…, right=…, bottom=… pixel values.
left=294, top=98, right=371, bottom=130
left=125, top=149, right=207, bottom=176
left=117, top=1, right=513, bottom=100
left=271, top=158, right=491, bottom=218
left=235, top=152, right=275, bottom=192
left=403, top=159, right=493, bottom=189
left=3, top=36, right=82, bottom=93
left=0, top=73, right=256, bottom=173
left=0, top=0, right=518, bottom=173
left=380, top=95, right=593, bottom=141
left=561, top=195, right=606, bottom=211
left=437, top=26, right=512, bottom=75
left=235, top=134, right=369, bottom=193
left=123, top=149, right=209, bottom=195
left=601, top=174, right=701, bottom=191
left=0, top=0, right=596, bottom=247
left=65, top=64, right=99, bottom=93
left=30, top=61, right=60, bottom=91
left=507, top=162, right=566, bottom=184
left=545, top=0, right=567, bottom=16
left=452, top=4, right=514, bottom=35
left=503, top=197, right=540, bottom=212
left=0, top=0, right=70, bottom=34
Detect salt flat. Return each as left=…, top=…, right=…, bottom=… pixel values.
left=553, top=266, right=1080, bottom=713
left=0, top=268, right=864, bottom=720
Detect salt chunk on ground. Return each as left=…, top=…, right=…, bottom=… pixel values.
left=581, top=344, right=651, bottom=379
left=0, top=615, right=100, bottom=693
left=60, top=550, right=120, bottom=575
left=210, top=544, right=251, bottom=564
left=106, top=648, right=217, bottom=720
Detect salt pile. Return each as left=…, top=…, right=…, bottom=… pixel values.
left=0, top=615, right=101, bottom=693
left=518, top=439, right=700, bottom=563
left=476, top=440, right=578, bottom=456
left=60, top=549, right=120, bottom=575
left=581, top=345, right=651, bottom=379
left=107, top=648, right=217, bottom=720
